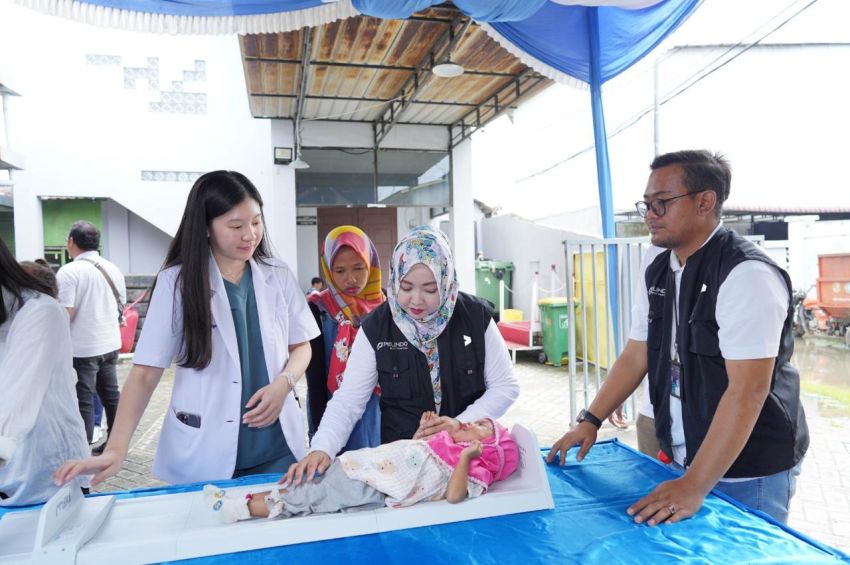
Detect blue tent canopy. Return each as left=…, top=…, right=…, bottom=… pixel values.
left=20, top=0, right=700, bottom=87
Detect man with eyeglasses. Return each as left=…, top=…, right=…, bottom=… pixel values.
left=547, top=150, right=808, bottom=526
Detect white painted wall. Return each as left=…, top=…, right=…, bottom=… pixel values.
left=450, top=139, right=475, bottom=293
left=0, top=2, right=274, bottom=266
left=12, top=191, right=43, bottom=259
left=430, top=204, right=486, bottom=257
left=296, top=206, right=319, bottom=292
left=100, top=199, right=173, bottom=274
left=268, top=120, right=298, bottom=274
left=128, top=212, right=174, bottom=273
left=396, top=206, right=432, bottom=240
left=101, top=199, right=131, bottom=271
left=301, top=121, right=372, bottom=148
left=381, top=124, right=449, bottom=151
left=536, top=207, right=604, bottom=238
left=300, top=120, right=449, bottom=151
left=480, top=215, right=588, bottom=318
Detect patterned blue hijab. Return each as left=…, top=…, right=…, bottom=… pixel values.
left=387, top=227, right=459, bottom=410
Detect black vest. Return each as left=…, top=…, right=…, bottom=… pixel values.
left=645, top=227, right=809, bottom=478
left=360, top=292, right=490, bottom=443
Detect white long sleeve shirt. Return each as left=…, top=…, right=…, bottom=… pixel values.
left=311, top=319, right=519, bottom=460
left=0, top=289, right=89, bottom=506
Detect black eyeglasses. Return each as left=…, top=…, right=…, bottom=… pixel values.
left=634, top=190, right=706, bottom=218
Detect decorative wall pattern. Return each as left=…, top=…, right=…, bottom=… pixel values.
left=86, top=55, right=207, bottom=114
left=85, top=54, right=122, bottom=66
left=124, top=57, right=159, bottom=90
left=140, top=171, right=204, bottom=182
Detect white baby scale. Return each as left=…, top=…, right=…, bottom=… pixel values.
left=0, top=425, right=554, bottom=564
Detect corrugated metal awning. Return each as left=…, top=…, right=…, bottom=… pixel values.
left=241, top=6, right=552, bottom=148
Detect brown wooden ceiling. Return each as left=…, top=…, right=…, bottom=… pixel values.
left=239, top=5, right=551, bottom=147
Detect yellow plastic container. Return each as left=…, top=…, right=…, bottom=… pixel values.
left=502, top=309, right=523, bottom=322
left=573, top=251, right=613, bottom=369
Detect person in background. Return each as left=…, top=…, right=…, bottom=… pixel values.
left=289, top=226, right=519, bottom=485
left=19, top=260, right=58, bottom=298
left=305, top=226, right=385, bottom=446
left=54, top=170, right=319, bottom=487
left=56, top=221, right=126, bottom=452
left=306, top=277, right=323, bottom=297
left=547, top=150, right=808, bottom=525
left=1, top=236, right=89, bottom=506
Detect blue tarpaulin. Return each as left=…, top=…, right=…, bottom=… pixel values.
left=352, top=0, right=701, bottom=85
left=72, top=0, right=327, bottom=17
left=4, top=441, right=847, bottom=564
left=352, top=0, right=548, bottom=22
left=486, top=0, right=700, bottom=85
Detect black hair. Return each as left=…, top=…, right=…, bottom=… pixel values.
left=69, top=220, right=101, bottom=251
left=159, top=170, right=272, bottom=369
left=650, top=150, right=731, bottom=219
left=0, top=236, right=56, bottom=324
left=311, top=277, right=322, bottom=286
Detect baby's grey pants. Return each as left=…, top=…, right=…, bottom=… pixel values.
left=277, top=460, right=386, bottom=517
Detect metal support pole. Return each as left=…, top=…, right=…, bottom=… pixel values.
left=565, top=244, right=577, bottom=424
left=591, top=243, right=601, bottom=394
left=588, top=8, right=621, bottom=358
left=499, top=279, right=505, bottom=321
left=579, top=244, right=589, bottom=408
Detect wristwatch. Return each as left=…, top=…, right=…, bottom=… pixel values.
left=576, top=409, right=602, bottom=429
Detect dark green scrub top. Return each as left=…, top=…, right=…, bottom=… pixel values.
left=224, top=266, right=291, bottom=471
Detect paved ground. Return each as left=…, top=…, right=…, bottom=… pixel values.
left=96, top=353, right=850, bottom=553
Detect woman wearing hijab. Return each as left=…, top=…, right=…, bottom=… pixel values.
left=289, top=226, right=519, bottom=483
left=305, top=225, right=385, bottom=448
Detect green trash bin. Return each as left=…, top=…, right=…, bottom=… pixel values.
left=475, top=260, right=514, bottom=310
left=538, top=297, right=570, bottom=367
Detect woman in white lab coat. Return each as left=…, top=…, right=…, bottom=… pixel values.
left=55, top=171, right=319, bottom=486
left=1, top=235, right=89, bottom=506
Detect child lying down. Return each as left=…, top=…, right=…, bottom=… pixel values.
left=204, top=415, right=519, bottom=523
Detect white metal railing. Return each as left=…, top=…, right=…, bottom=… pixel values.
left=562, top=234, right=766, bottom=425
left=564, top=237, right=651, bottom=425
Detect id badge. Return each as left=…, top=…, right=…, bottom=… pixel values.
left=670, top=360, right=682, bottom=399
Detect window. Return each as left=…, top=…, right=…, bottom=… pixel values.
left=295, top=148, right=375, bottom=206
left=377, top=150, right=449, bottom=206
left=295, top=148, right=450, bottom=207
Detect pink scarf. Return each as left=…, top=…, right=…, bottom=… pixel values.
left=425, top=421, right=519, bottom=488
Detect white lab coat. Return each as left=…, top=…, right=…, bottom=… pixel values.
left=0, top=289, right=89, bottom=506
left=133, top=256, right=320, bottom=484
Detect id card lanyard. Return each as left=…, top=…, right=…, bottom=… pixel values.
left=671, top=274, right=683, bottom=399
